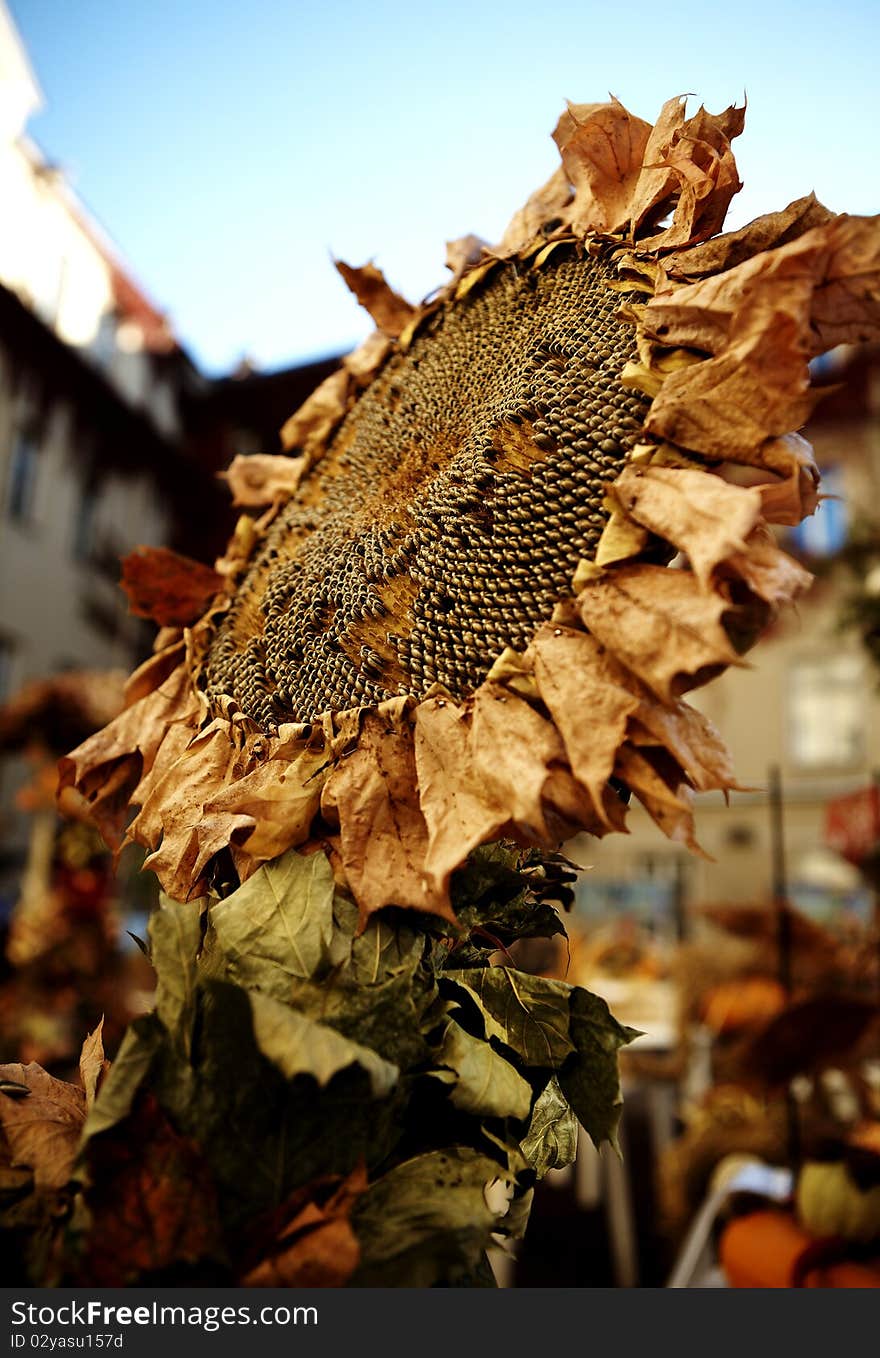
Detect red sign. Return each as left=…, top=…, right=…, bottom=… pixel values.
left=825, top=785, right=880, bottom=866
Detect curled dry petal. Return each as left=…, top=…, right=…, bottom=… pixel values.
left=614, top=744, right=702, bottom=853
left=280, top=368, right=349, bottom=454
left=223, top=454, right=307, bottom=508
left=335, top=260, right=416, bottom=338
left=576, top=564, right=743, bottom=704
left=612, top=465, right=762, bottom=588
left=552, top=98, right=652, bottom=236
left=324, top=705, right=456, bottom=928
left=120, top=547, right=224, bottom=629
left=529, top=624, right=640, bottom=826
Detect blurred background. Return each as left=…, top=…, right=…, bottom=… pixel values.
left=1, top=0, right=879, bottom=1288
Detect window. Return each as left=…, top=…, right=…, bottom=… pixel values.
left=787, top=652, right=864, bottom=771
left=0, top=636, right=15, bottom=704
left=4, top=415, right=44, bottom=522
left=72, top=480, right=99, bottom=562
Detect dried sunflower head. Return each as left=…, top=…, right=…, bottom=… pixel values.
left=61, top=94, right=880, bottom=928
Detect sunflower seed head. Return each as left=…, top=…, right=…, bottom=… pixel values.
left=205, top=248, right=649, bottom=729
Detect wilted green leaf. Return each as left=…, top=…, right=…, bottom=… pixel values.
left=150, top=898, right=203, bottom=1055
left=148, top=981, right=404, bottom=1235
left=559, top=988, right=639, bottom=1151
left=347, top=914, right=424, bottom=986
left=248, top=991, right=398, bottom=1098
left=449, top=968, right=576, bottom=1067
left=286, top=966, right=433, bottom=1069
left=351, top=1148, right=509, bottom=1287
left=82, top=1017, right=164, bottom=1142
left=207, top=849, right=336, bottom=997
left=430, top=1022, right=532, bottom=1121
left=520, top=1076, right=579, bottom=1176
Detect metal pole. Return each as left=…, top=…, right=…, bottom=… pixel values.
left=768, top=763, right=800, bottom=1169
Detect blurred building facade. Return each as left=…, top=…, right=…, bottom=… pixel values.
left=0, top=2, right=340, bottom=894
left=574, top=344, right=880, bottom=929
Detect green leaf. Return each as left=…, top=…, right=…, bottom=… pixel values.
left=351, top=1148, right=510, bottom=1287
left=147, top=981, right=404, bottom=1235
left=150, top=897, right=203, bottom=1055
left=559, top=988, right=639, bottom=1152
left=347, top=914, right=424, bottom=986
left=247, top=991, right=398, bottom=1098
left=207, top=849, right=336, bottom=997
left=519, top=1075, right=579, bottom=1176
left=80, top=1017, right=163, bottom=1144
left=430, top=1021, right=532, bottom=1121
left=449, top=967, right=576, bottom=1067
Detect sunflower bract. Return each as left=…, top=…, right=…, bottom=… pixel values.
left=205, top=247, right=650, bottom=729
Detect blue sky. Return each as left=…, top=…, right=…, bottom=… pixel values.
left=10, top=0, right=879, bottom=375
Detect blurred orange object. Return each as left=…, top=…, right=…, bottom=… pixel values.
left=700, top=977, right=788, bottom=1035
left=719, top=1210, right=880, bottom=1287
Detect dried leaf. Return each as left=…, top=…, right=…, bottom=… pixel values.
left=327, top=706, right=455, bottom=927
left=432, top=1020, right=533, bottom=1121
left=808, top=213, right=880, bottom=350
left=497, top=166, right=572, bottom=256
left=247, top=991, right=398, bottom=1098
left=414, top=697, right=507, bottom=891
left=197, top=743, right=328, bottom=875
left=78, top=1019, right=107, bottom=1114
left=529, top=623, right=640, bottom=824
left=552, top=97, right=652, bottom=236
left=335, top=259, right=415, bottom=337
left=58, top=659, right=198, bottom=850
left=120, top=547, right=224, bottom=628
left=629, top=694, right=739, bottom=794
left=0, top=1063, right=85, bottom=1190
left=722, top=524, right=814, bottom=606
left=280, top=367, right=349, bottom=454
left=666, top=193, right=835, bottom=281
left=576, top=564, right=741, bottom=703
left=520, top=1076, right=579, bottom=1176
left=206, top=848, right=336, bottom=997
left=637, top=101, right=745, bottom=251
left=222, top=453, right=306, bottom=507
left=642, top=215, right=880, bottom=462
left=149, top=898, right=202, bottom=1055
left=750, top=433, right=820, bottom=524
left=450, top=968, right=576, bottom=1067
left=131, top=720, right=242, bottom=900
left=612, top=465, right=762, bottom=588
left=470, top=683, right=565, bottom=844
left=614, top=743, right=701, bottom=852
left=241, top=1167, right=366, bottom=1287
left=84, top=1019, right=163, bottom=1141
left=351, top=1148, right=505, bottom=1287
left=445, top=234, right=490, bottom=284
left=81, top=1093, right=224, bottom=1286
left=559, top=988, right=638, bottom=1151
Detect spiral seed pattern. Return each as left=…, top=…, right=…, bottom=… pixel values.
left=204, top=247, right=650, bottom=730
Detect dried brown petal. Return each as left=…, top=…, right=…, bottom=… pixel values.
left=552, top=98, right=652, bottom=236
left=0, top=1062, right=85, bottom=1191
left=223, top=453, right=307, bottom=507
left=120, top=547, right=224, bottom=629
left=612, top=465, right=762, bottom=587
left=529, top=623, right=640, bottom=825
left=576, top=564, right=742, bottom=704
left=324, top=705, right=455, bottom=927
left=335, top=260, right=415, bottom=338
